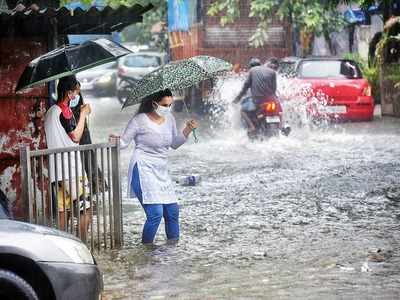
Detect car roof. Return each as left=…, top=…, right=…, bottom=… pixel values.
left=125, top=51, right=165, bottom=57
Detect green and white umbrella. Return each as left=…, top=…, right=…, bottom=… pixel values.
left=122, top=55, right=232, bottom=108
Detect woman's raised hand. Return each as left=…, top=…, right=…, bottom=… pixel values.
left=109, top=134, right=120, bottom=143
left=183, top=119, right=198, bottom=140
left=80, top=103, right=91, bottom=116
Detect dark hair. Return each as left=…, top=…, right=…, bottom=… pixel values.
left=138, top=89, right=173, bottom=114
left=57, top=75, right=80, bottom=103
left=267, top=57, right=279, bottom=70
left=248, top=57, right=261, bottom=68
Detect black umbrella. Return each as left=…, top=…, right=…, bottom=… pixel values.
left=16, top=38, right=131, bottom=92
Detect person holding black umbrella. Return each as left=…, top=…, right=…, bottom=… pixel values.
left=112, top=89, right=197, bottom=244
left=44, top=76, right=91, bottom=238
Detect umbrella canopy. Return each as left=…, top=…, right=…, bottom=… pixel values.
left=16, top=38, right=131, bottom=92
left=122, top=55, right=232, bottom=108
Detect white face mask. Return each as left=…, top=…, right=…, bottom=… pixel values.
left=154, top=102, right=171, bottom=117
left=69, top=94, right=80, bottom=108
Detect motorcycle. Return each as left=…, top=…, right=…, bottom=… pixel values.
left=116, top=76, right=140, bottom=104
left=240, top=97, right=291, bottom=139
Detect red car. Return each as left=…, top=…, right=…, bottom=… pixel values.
left=293, top=58, right=374, bottom=122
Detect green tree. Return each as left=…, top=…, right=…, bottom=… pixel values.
left=112, top=0, right=167, bottom=50
left=208, top=0, right=345, bottom=51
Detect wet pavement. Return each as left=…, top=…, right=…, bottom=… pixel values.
left=83, top=86, right=400, bottom=299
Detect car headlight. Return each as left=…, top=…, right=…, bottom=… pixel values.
left=97, top=74, right=113, bottom=83
left=45, top=235, right=94, bottom=264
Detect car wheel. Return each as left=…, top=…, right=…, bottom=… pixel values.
left=0, top=269, right=39, bottom=300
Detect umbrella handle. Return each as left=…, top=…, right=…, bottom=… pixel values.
left=192, top=128, right=198, bottom=143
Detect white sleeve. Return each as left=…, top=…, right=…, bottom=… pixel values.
left=171, top=115, right=187, bottom=149
left=120, top=117, right=138, bottom=149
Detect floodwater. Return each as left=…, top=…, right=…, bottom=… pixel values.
left=83, top=76, right=400, bottom=299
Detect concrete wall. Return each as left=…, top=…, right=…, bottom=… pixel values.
left=0, top=37, right=48, bottom=218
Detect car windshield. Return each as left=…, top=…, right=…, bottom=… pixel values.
left=123, top=55, right=161, bottom=68
left=298, top=60, right=362, bottom=79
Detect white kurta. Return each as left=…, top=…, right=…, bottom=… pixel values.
left=120, top=113, right=187, bottom=204
left=44, top=105, right=82, bottom=186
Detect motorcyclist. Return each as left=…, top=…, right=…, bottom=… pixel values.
left=235, top=58, right=261, bottom=132
left=233, top=57, right=280, bottom=135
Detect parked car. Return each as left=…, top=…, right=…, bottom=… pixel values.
left=116, top=52, right=166, bottom=103
left=77, top=61, right=117, bottom=97
left=292, top=58, right=374, bottom=122
left=0, top=200, right=102, bottom=300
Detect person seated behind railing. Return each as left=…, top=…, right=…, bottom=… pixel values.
left=44, top=76, right=91, bottom=240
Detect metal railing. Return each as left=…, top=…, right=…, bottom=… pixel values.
left=20, top=140, right=123, bottom=251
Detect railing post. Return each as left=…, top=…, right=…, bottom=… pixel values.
left=20, top=146, right=33, bottom=222
left=111, top=138, right=123, bottom=248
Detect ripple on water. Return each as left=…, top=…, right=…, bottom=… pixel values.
left=85, top=78, right=400, bottom=299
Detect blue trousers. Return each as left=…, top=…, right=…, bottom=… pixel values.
left=131, top=164, right=180, bottom=243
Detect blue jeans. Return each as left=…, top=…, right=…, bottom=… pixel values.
left=131, top=164, right=180, bottom=243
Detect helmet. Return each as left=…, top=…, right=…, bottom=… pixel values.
left=248, top=58, right=261, bottom=68
left=267, top=57, right=279, bottom=70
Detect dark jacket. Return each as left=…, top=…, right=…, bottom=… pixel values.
left=235, top=65, right=277, bottom=104
left=71, top=94, right=92, bottom=145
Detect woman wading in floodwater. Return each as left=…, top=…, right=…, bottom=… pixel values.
left=114, top=89, right=197, bottom=244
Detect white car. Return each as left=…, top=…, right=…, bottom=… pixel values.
left=0, top=201, right=102, bottom=300
left=117, top=51, right=166, bottom=80
left=77, top=61, right=117, bottom=96
left=116, top=51, right=166, bottom=103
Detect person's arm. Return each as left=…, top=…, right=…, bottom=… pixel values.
left=171, top=117, right=197, bottom=149
left=233, top=73, right=251, bottom=103
left=271, top=71, right=277, bottom=96
left=182, top=119, right=198, bottom=139
left=119, top=117, right=138, bottom=149
left=69, top=104, right=91, bottom=143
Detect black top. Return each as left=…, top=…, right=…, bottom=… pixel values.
left=71, top=95, right=92, bottom=145
left=59, top=113, right=77, bottom=134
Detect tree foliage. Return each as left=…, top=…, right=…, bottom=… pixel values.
left=208, top=0, right=346, bottom=48
left=112, top=0, right=167, bottom=49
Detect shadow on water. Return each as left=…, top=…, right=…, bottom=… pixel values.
left=83, top=75, right=400, bottom=299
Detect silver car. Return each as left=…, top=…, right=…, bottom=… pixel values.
left=116, top=51, right=166, bottom=103
left=117, top=51, right=165, bottom=80
left=77, top=61, right=117, bottom=96
left=0, top=202, right=102, bottom=300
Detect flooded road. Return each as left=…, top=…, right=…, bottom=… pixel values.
left=84, top=90, right=400, bottom=299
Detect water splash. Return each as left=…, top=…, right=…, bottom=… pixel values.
left=203, top=72, right=340, bottom=138
left=83, top=92, right=400, bottom=300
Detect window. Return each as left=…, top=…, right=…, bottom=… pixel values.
left=123, top=55, right=161, bottom=68
left=298, top=60, right=362, bottom=79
